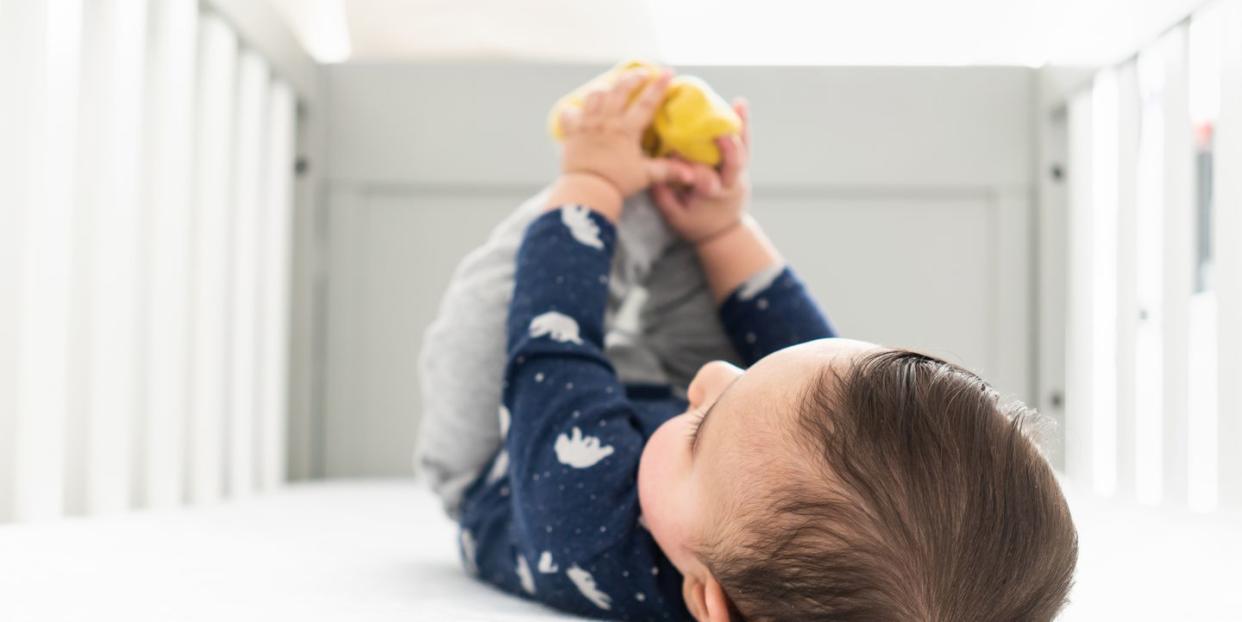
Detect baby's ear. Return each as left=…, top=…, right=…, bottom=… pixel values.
left=702, top=574, right=734, bottom=622
left=681, top=574, right=707, bottom=621
left=682, top=572, right=733, bottom=622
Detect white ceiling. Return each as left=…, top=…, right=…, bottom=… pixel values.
left=270, top=0, right=1213, bottom=67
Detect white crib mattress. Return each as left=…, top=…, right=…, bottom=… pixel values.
left=0, top=481, right=583, bottom=622
left=1, top=480, right=1239, bottom=621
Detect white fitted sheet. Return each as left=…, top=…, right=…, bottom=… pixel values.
left=0, top=481, right=582, bottom=622
left=1, top=480, right=1239, bottom=621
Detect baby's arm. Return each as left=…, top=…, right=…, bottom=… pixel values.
left=650, top=100, right=781, bottom=301
left=695, top=215, right=782, bottom=303
left=456, top=68, right=702, bottom=619
left=475, top=206, right=686, bottom=619
left=651, top=101, right=837, bottom=365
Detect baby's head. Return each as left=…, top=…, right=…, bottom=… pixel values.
left=637, top=339, right=1078, bottom=621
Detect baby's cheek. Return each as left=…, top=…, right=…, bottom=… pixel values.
left=637, top=418, right=692, bottom=545
left=637, top=421, right=673, bottom=510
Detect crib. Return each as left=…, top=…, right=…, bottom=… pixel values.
left=4, top=0, right=1242, bottom=620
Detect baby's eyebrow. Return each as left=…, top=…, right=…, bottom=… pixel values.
left=691, top=377, right=740, bottom=456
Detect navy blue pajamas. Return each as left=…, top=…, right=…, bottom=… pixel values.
left=457, top=206, right=835, bottom=620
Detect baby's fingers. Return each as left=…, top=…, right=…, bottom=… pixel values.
left=559, top=106, right=584, bottom=133
left=650, top=183, right=689, bottom=219
left=604, top=69, right=646, bottom=115
left=688, top=162, right=722, bottom=196
left=645, top=157, right=696, bottom=187
left=625, top=69, right=672, bottom=128
left=717, top=135, right=744, bottom=188
left=734, top=97, right=750, bottom=150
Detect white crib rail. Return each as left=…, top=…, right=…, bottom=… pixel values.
left=0, top=0, right=82, bottom=522
left=0, top=1, right=300, bottom=523
left=138, top=0, right=198, bottom=511
left=72, top=0, right=149, bottom=517
left=259, top=83, right=296, bottom=491
left=226, top=49, right=271, bottom=499
left=1064, top=0, right=1242, bottom=512
left=1158, top=26, right=1194, bottom=509
left=1215, top=0, right=1242, bottom=510
left=188, top=13, right=237, bottom=507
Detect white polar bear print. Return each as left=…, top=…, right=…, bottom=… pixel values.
left=516, top=554, right=536, bottom=594
left=555, top=427, right=615, bottom=468
left=498, top=404, right=511, bottom=438
left=529, top=311, right=583, bottom=345
left=737, top=264, right=783, bottom=300
left=567, top=564, right=612, bottom=610
left=487, top=449, right=510, bottom=484
left=537, top=551, right=559, bottom=573
left=459, top=529, right=478, bottom=575
left=561, top=205, right=604, bottom=249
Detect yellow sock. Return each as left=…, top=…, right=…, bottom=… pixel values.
left=548, top=60, right=741, bottom=167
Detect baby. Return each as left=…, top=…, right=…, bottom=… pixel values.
left=425, top=68, right=1078, bottom=621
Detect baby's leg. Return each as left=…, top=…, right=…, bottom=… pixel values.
left=603, top=194, right=741, bottom=390
left=633, top=239, right=741, bottom=388
left=416, top=191, right=548, bottom=517
left=416, top=191, right=685, bottom=517
left=601, top=196, right=678, bottom=385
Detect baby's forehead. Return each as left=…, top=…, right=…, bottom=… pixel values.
left=697, top=375, right=840, bottom=545
left=708, top=345, right=864, bottom=471
left=783, top=338, right=884, bottom=368
left=734, top=339, right=879, bottom=421
left=715, top=341, right=889, bottom=468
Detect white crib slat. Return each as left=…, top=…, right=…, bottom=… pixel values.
left=0, top=265, right=13, bottom=518
left=1186, top=7, right=1224, bottom=513
left=137, top=0, right=197, bottom=510
left=0, top=207, right=14, bottom=518
left=1161, top=28, right=1194, bottom=508
left=1065, top=91, right=1095, bottom=487
left=226, top=51, right=270, bottom=499
left=257, top=82, right=296, bottom=490
left=1134, top=47, right=1167, bottom=505
left=0, top=0, right=33, bottom=523
left=1091, top=69, right=1120, bottom=496
left=1115, top=61, right=1141, bottom=501
left=15, top=0, right=81, bottom=521
left=1215, top=0, right=1242, bottom=509
left=71, top=0, right=148, bottom=516
left=0, top=0, right=81, bottom=523
left=188, top=15, right=239, bottom=505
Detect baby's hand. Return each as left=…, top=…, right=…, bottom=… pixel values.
left=650, top=99, right=752, bottom=245
left=557, top=69, right=696, bottom=199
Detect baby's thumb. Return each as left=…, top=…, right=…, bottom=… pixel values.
left=645, top=158, right=694, bottom=187
left=649, top=183, right=686, bottom=221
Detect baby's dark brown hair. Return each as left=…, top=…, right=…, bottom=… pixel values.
left=703, top=350, right=1078, bottom=621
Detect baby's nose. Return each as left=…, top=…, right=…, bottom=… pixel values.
left=688, top=360, right=743, bottom=406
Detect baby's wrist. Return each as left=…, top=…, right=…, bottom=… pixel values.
left=691, top=218, right=746, bottom=250
left=694, top=215, right=782, bottom=302
left=546, top=172, right=625, bottom=222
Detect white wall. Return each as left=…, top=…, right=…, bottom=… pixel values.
left=320, top=63, right=1037, bottom=477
